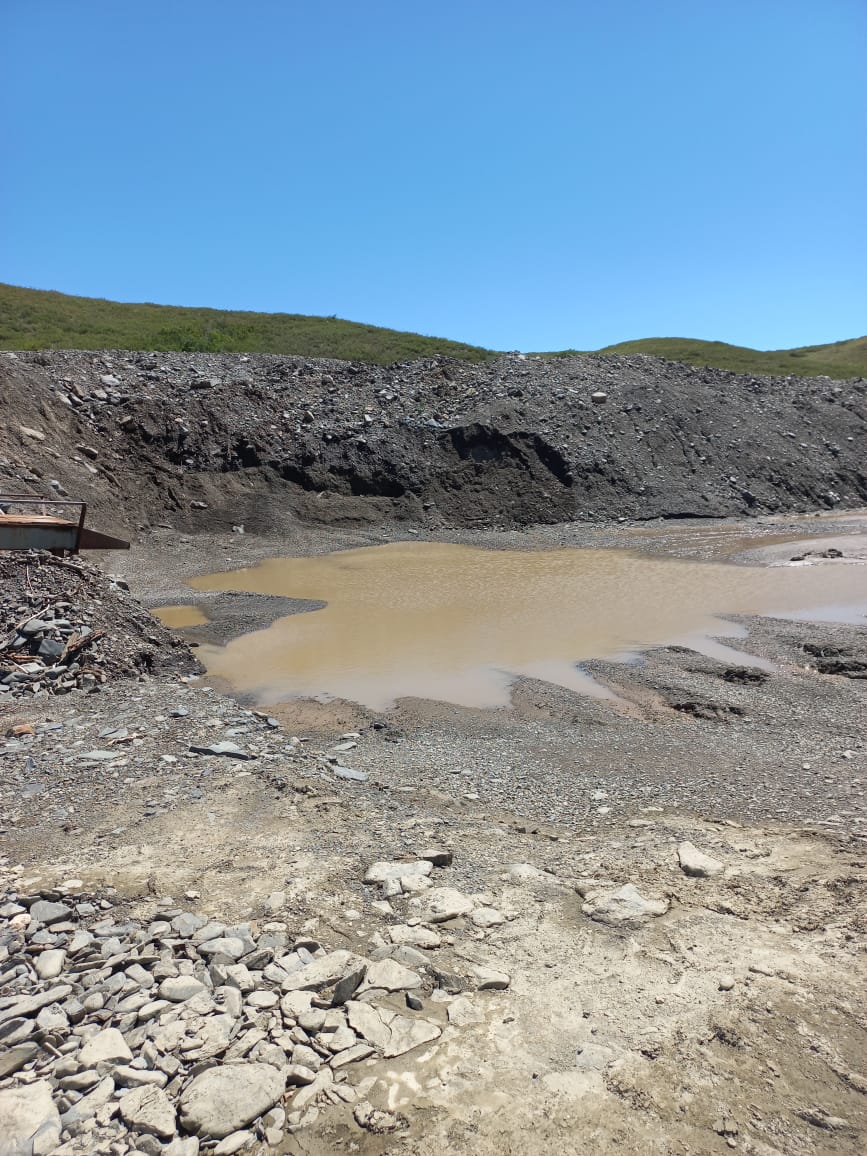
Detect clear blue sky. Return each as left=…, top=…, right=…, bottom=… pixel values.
left=2, top=1, right=865, bottom=351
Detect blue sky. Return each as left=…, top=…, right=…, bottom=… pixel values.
left=2, top=1, right=865, bottom=351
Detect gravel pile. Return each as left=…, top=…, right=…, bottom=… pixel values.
left=0, top=857, right=510, bottom=1154
left=2, top=348, right=864, bottom=533
left=0, top=553, right=199, bottom=701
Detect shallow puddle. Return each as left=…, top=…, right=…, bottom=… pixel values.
left=185, top=537, right=867, bottom=710
left=152, top=605, right=210, bottom=629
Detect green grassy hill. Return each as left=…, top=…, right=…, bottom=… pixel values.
left=0, top=283, right=492, bottom=365
left=594, top=336, right=867, bottom=380
left=1, top=283, right=864, bottom=378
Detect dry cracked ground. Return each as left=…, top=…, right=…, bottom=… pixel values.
left=1, top=346, right=866, bottom=1155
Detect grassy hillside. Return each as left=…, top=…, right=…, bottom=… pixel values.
left=1, top=283, right=864, bottom=379
left=593, top=335, right=867, bottom=380
left=0, top=283, right=492, bottom=365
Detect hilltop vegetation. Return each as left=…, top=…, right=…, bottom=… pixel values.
left=542, top=335, right=867, bottom=380
left=0, top=283, right=492, bottom=365
left=1, top=282, right=864, bottom=379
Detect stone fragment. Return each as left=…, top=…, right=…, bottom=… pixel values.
left=36, top=947, right=66, bottom=975
left=172, top=912, right=207, bottom=938
left=388, top=924, right=441, bottom=948
left=447, top=997, right=484, bottom=1026
left=364, top=860, right=433, bottom=885
left=190, top=742, right=252, bottom=759
left=330, top=1043, right=375, bottom=1068
left=0, top=1041, right=39, bottom=1078
left=423, top=887, right=475, bottom=922
left=346, top=1002, right=391, bottom=1051
left=361, top=958, right=421, bottom=992
left=581, top=883, right=669, bottom=925
left=60, top=1075, right=115, bottom=1126
left=325, top=1025, right=357, bottom=1053
left=119, top=1084, right=177, bottom=1140
left=469, top=965, right=510, bottom=990
left=78, top=1026, right=133, bottom=1067
left=383, top=1015, right=441, bottom=1058
left=246, top=989, right=279, bottom=1010
left=214, top=1131, right=255, bottom=1155
left=677, top=841, right=724, bottom=878
left=159, top=976, right=207, bottom=1002
left=354, top=1100, right=406, bottom=1133
left=415, top=848, right=453, bottom=867
left=179, top=1063, right=285, bottom=1139
left=29, top=899, right=71, bottom=925
left=197, top=937, right=246, bottom=961
left=285, top=1064, right=317, bottom=1086
left=281, top=950, right=355, bottom=992
left=0, top=1080, right=61, bottom=1155
left=471, top=907, right=505, bottom=928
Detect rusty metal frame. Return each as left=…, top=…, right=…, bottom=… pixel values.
left=0, top=494, right=88, bottom=553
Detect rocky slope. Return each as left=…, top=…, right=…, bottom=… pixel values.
left=1, top=349, right=864, bottom=538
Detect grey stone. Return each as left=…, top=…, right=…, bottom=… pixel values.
left=115, top=1065, right=169, bottom=1088
left=471, top=907, right=505, bottom=928
left=214, top=1131, right=255, bottom=1155
left=178, top=1063, right=286, bottom=1139
left=285, top=1064, right=317, bottom=1085
left=364, top=860, right=433, bottom=884
left=281, top=950, right=356, bottom=992
left=469, top=965, right=510, bottom=990
left=334, top=766, right=368, bottom=782
left=171, top=912, right=207, bottom=938
left=678, top=841, right=724, bottom=878
left=0, top=1041, right=39, bottom=1078
left=331, top=965, right=366, bottom=1006
left=78, top=1026, right=133, bottom=1067
left=423, top=887, right=475, bottom=922
left=28, top=900, right=71, bottom=925
left=37, top=637, right=64, bottom=660
left=0, top=1079, right=61, bottom=1155
left=198, top=937, right=245, bottom=961
left=361, top=959, right=421, bottom=993
left=388, top=924, right=442, bottom=948
left=159, top=976, right=207, bottom=1002
left=346, top=1002, right=391, bottom=1050
left=581, top=883, right=669, bottom=925
left=189, top=742, right=252, bottom=760
left=59, top=1075, right=115, bottom=1126
left=119, top=1084, right=177, bottom=1140
left=382, top=1014, right=441, bottom=1058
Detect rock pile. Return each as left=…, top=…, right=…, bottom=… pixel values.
left=0, top=857, right=511, bottom=1153
left=0, top=553, right=200, bottom=700
left=2, top=347, right=865, bottom=532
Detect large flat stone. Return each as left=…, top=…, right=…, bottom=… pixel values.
left=0, top=1079, right=61, bottom=1156
left=119, top=1084, right=177, bottom=1140
left=178, top=1063, right=285, bottom=1139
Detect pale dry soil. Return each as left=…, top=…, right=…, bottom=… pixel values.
left=11, top=758, right=867, bottom=1156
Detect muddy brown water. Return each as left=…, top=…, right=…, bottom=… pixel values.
left=154, top=527, right=867, bottom=711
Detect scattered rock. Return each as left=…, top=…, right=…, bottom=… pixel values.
left=178, top=1064, right=285, bottom=1139
left=581, top=883, right=669, bottom=925
left=0, top=1079, right=61, bottom=1155
left=678, top=841, right=724, bottom=877
left=118, top=1084, right=177, bottom=1140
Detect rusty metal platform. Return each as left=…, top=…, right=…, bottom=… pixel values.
left=0, top=496, right=130, bottom=555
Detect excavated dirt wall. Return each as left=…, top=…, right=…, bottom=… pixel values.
left=1, top=349, right=864, bottom=537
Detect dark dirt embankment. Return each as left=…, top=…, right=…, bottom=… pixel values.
left=1, top=349, right=864, bottom=538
